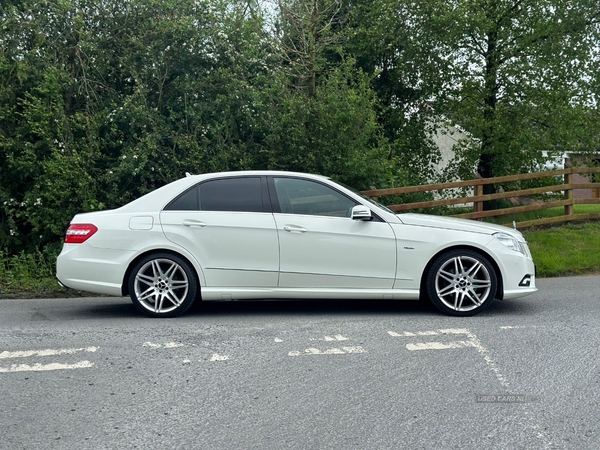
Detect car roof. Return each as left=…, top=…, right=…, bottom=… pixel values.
left=120, top=171, right=331, bottom=213
left=187, top=170, right=330, bottom=181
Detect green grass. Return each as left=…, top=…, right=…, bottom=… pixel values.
left=0, top=249, right=76, bottom=298
left=523, top=221, right=600, bottom=277
left=480, top=205, right=600, bottom=276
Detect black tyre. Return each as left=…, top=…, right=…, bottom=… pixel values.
left=128, top=253, right=199, bottom=318
left=426, top=249, right=497, bottom=316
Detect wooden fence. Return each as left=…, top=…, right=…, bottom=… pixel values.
left=362, top=167, right=600, bottom=229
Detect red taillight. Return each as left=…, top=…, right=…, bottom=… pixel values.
left=64, top=224, right=98, bottom=244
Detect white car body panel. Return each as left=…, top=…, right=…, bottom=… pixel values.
left=389, top=223, right=496, bottom=290
left=273, top=213, right=396, bottom=289
left=56, top=170, right=537, bottom=313
left=160, top=210, right=279, bottom=287
left=199, top=287, right=420, bottom=301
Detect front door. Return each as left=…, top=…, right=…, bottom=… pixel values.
left=271, top=176, right=396, bottom=289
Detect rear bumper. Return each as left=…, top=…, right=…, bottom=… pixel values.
left=56, top=243, right=132, bottom=296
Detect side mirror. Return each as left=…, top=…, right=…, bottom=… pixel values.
left=351, top=205, right=372, bottom=221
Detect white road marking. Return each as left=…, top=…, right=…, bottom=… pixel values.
left=0, top=361, right=94, bottom=373
left=310, top=335, right=349, bottom=342
left=0, top=347, right=99, bottom=373
left=388, top=328, right=470, bottom=338
left=142, top=342, right=184, bottom=349
left=209, top=354, right=229, bottom=361
left=0, top=347, right=98, bottom=359
left=143, top=342, right=161, bottom=348
left=288, top=346, right=366, bottom=356
left=389, top=328, right=510, bottom=388
left=390, top=327, right=551, bottom=448
left=341, top=346, right=366, bottom=354
left=274, top=338, right=283, bottom=343
left=163, top=342, right=184, bottom=348
left=461, top=330, right=511, bottom=389
left=388, top=331, right=417, bottom=337
left=406, top=341, right=476, bottom=351
left=439, top=328, right=470, bottom=335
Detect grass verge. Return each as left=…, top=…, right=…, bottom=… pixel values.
left=0, top=249, right=89, bottom=299
left=2, top=220, right=600, bottom=298
left=523, top=221, right=600, bottom=277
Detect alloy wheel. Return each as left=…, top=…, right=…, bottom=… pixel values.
left=133, top=258, right=190, bottom=314
left=433, top=255, right=493, bottom=313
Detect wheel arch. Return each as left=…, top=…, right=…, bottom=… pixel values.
left=121, top=249, right=202, bottom=298
left=419, top=245, right=504, bottom=301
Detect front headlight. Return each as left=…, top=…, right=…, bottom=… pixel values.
left=494, top=232, right=524, bottom=254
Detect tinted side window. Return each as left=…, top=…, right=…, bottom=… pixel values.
left=199, top=177, right=264, bottom=212
left=273, top=178, right=356, bottom=217
left=164, top=186, right=198, bottom=211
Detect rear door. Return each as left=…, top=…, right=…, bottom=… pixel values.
left=160, top=176, right=279, bottom=287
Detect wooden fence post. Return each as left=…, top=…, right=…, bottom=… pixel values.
left=564, top=169, right=573, bottom=217
left=474, top=184, right=483, bottom=220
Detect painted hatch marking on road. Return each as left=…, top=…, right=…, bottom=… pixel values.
left=289, top=333, right=364, bottom=356
left=406, top=341, right=476, bottom=351
left=388, top=328, right=473, bottom=351
left=392, top=328, right=476, bottom=351
left=388, top=328, right=510, bottom=389
left=388, top=328, right=471, bottom=350
left=140, top=342, right=229, bottom=362
left=180, top=354, right=230, bottom=363
left=288, top=346, right=366, bottom=356
left=0, top=346, right=99, bottom=359
left=309, top=335, right=350, bottom=342
left=142, top=342, right=184, bottom=349
left=0, top=347, right=98, bottom=373
left=0, top=361, right=94, bottom=373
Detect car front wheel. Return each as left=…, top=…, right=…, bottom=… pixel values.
left=426, top=250, right=497, bottom=316
left=128, top=253, right=198, bottom=318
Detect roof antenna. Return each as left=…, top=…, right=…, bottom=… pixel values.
left=185, top=172, right=191, bottom=177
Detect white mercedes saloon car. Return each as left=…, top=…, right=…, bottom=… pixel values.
left=56, top=171, right=536, bottom=317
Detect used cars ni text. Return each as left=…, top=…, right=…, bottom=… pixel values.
left=56, top=171, right=536, bottom=317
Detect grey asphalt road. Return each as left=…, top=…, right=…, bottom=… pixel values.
left=1, top=276, right=599, bottom=450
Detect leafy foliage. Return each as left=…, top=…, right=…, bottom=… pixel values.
left=1, top=0, right=599, bottom=256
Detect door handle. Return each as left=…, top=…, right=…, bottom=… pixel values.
left=182, top=219, right=207, bottom=228
left=283, top=225, right=307, bottom=233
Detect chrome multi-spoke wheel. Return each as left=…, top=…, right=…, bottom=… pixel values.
left=426, top=250, right=497, bottom=316
left=128, top=253, right=198, bottom=317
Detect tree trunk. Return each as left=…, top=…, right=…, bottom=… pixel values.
left=479, top=28, right=499, bottom=209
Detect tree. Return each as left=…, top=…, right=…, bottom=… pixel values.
left=424, top=0, right=600, bottom=191
left=274, top=0, right=345, bottom=97
left=0, top=0, right=277, bottom=252
left=346, top=0, right=600, bottom=199
left=346, top=0, right=444, bottom=186
left=265, top=0, right=390, bottom=187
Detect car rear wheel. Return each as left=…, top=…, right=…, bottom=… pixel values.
left=426, top=250, right=497, bottom=316
left=128, top=253, right=198, bottom=318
